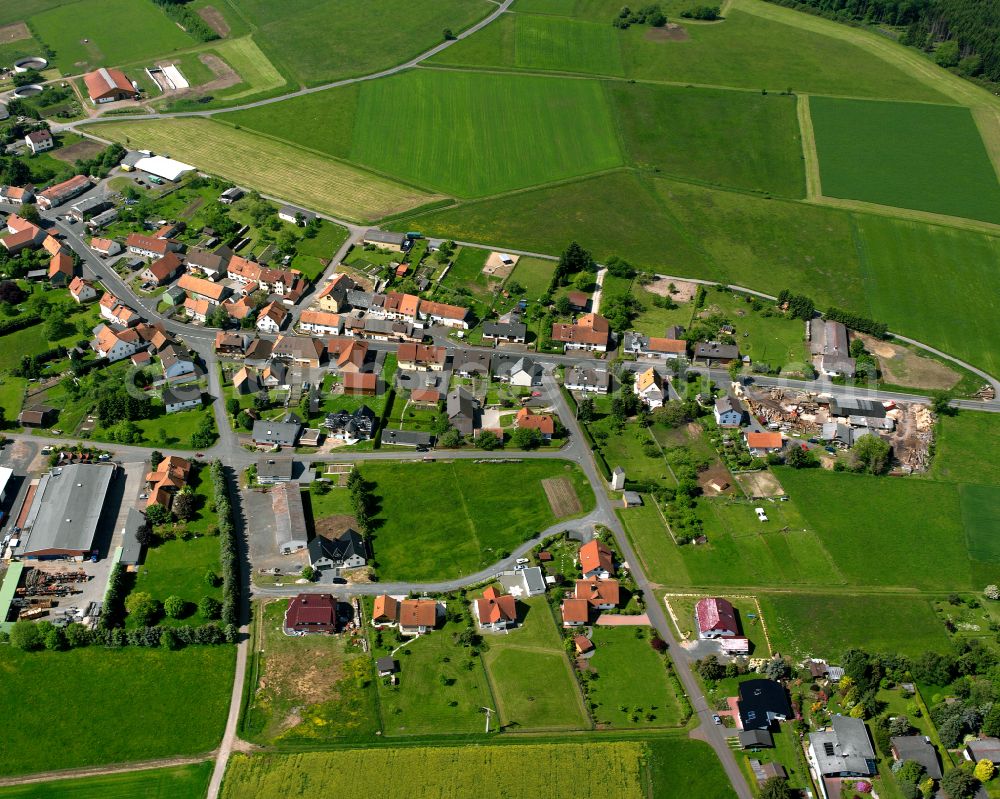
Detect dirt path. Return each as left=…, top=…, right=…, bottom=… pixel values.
left=0, top=755, right=212, bottom=788
left=797, top=94, right=822, bottom=200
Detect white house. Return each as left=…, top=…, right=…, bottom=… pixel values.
left=508, top=357, right=541, bottom=387
left=25, top=130, right=53, bottom=154
left=635, top=367, right=665, bottom=410
left=163, top=385, right=201, bottom=414
left=256, top=302, right=287, bottom=334
left=714, top=395, right=744, bottom=427
left=298, top=310, right=343, bottom=336
left=565, top=365, right=610, bottom=394
left=93, top=324, right=141, bottom=363
left=68, top=276, right=97, bottom=303
left=472, top=587, right=517, bottom=632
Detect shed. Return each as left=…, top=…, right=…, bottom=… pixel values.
left=376, top=656, right=398, bottom=676
left=271, top=483, right=308, bottom=554
left=739, top=729, right=774, bottom=749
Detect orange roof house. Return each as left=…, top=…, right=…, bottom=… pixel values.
left=579, top=539, right=615, bottom=578
left=399, top=599, right=438, bottom=632
left=48, top=251, right=74, bottom=284
left=473, top=586, right=517, bottom=630
left=561, top=598, right=591, bottom=627
left=575, top=577, right=621, bottom=608
left=372, top=594, right=400, bottom=625
left=335, top=340, right=369, bottom=372
left=515, top=407, right=555, bottom=438
left=745, top=431, right=784, bottom=454
left=551, top=312, right=611, bottom=352
left=343, top=371, right=377, bottom=395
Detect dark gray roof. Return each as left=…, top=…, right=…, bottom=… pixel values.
left=566, top=365, right=610, bottom=389
left=452, top=349, right=491, bottom=375
left=380, top=429, right=435, bottom=447
left=694, top=341, right=739, bottom=360
left=739, top=729, right=774, bottom=748
left=347, top=289, right=375, bottom=308
left=17, top=463, right=115, bottom=556
left=715, top=395, right=742, bottom=414
left=162, top=384, right=201, bottom=407
left=257, top=458, right=294, bottom=481
left=891, top=735, right=941, bottom=779
left=245, top=338, right=273, bottom=362
left=252, top=419, right=302, bottom=444
left=828, top=397, right=887, bottom=418
left=483, top=321, right=527, bottom=339
left=738, top=679, right=791, bottom=730
left=279, top=205, right=316, bottom=222
left=376, top=656, right=397, bottom=673
left=119, top=506, right=147, bottom=566
left=308, top=529, right=366, bottom=566
left=810, top=716, right=877, bottom=776
left=185, top=248, right=227, bottom=271
left=159, top=344, right=193, bottom=370
left=364, top=229, right=406, bottom=246
left=447, top=387, right=476, bottom=421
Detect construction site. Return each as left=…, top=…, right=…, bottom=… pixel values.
left=735, top=384, right=935, bottom=472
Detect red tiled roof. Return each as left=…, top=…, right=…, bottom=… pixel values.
left=561, top=598, right=590, bottom=624
left=373, top=594, right=399, bottom=623
left=575, top=577, right=620, bottom=607
left=746, top=432, right=783, bottom=450
left=515, top=407, right=554, bottom=436
left=695, top=597, right=738, bottom=634
left=475, top=587, right=516, bottom=624
left=579, top=540, right=614, bottom=576
left=399, top=599, right=437, bottom=628
left=285, top=593, right=337, bottom=631
left=83, top=67, right=134, bottom=100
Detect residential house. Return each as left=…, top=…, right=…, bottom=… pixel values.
left=363, top=229, right=408, bottom=252
left=90, top=237, right=120, bottom=257
left=256, top=302, right=288, bottom=333
left=0, top=185, right=34, bottom=205
left=125, top=233, right=180, bottom=260
left=298, top=310, right=343, bottom=336
left=452, top=349, right=491, bottom=378
left=25, top=129, right=53, bottom=154
left=222, top=294, right=254, bottom=322
left=693, top=341, right=739, bottom=365
left=233, top=366, right=261, bottom=395
left=738, top=679, right=792, bottom=732
left=184, top=297, right=210, bottom=323
left=309, top=529, right=366, bottom=571
left=219, top=187, right=243, bottom=204
left=809, top=319, right=856, bottom=377
left=567, top=290, right=590, bottom=312
left=178, top=273, right=229, bottom=306
left=379, top=291, right=420, bottom=323
left=808, top=716, right=877, bottom=779
left=446, top=387, right=479, bottom=437
left=623, top=332, right=686, bottom=360
left=371, top=594, right=439, bottom=635
left=965, top=737, right=1000, bottom=765
left=68, top=276, right=97, bottom=303
left=244, top=337, right=273, bottom=366
left=256, top=458, right=293, bottom=483
left=695, top=597, right=739, bottom=639
left=890, top=736, right=941, bottom=780
left=98, top=293, right=139, bottom=328
left=565, top=365, right=610, bottom=394
left=83, top=67, right=137, bottom=103
left=37, top=175, right=91, bottom=209
left=362, top=317, right=419, bottom=342
left=18, top=405, right=57, bottom=428
left=283, top=593, right=337, bottom=635
left=343, top=371, right=377, bottom=395
left=144, top=455, right=191, bottom=511
left=634, top=367, right=665, bottom=409
left=67, top=196, right=110, bottom=223
left=551, top=313, right=610, bottom=352
left=515, top=407, right=554, bottom=440
left=184, top=248, right=227, bottom=281
left=745, top=431, right=784, bottom=457
left=252, top=419, right=302, bottom=447
left=93, top=323, right=142, bottom=363
left=331, top=339, right=368, bottom=373
left=316, top=273, right=357, bottom=313
left=214, top=331, right=247, bottom=357
left=579, top=539, right=614, bottom=579
left=162, top=384, right=201, bottom=414
left=472, top=587, right=517, bottom=632
left=376, top=657, right=398, bottom=677
left=272, top=335, right=324, bottom=368
left=397, top=343, right=447, bottom=371
left=48, top=252, right=75, bottom=286
left=159, top=344, right=196, bottom=383
left=86, top=208, right=118, bottom=230
left=482, top=320, right=527, bottom=345
left=504, top=357, right=541, bottom=387
left=714, top=395, right=744, bottom=427
left=418, top=299, right=470, bottom=329
left=272, top=482, right=308, bottom=554
left=1, top=214, right=46, bottom=253
left=575, top=576, right=620, bottom=611
left=261, top=361, right=289, bottom=389
left=410, top=388, right=441, bottom=406
left=324, top=405, right=376, bottom=443
left=740, top=730, right=775, bottom=749
left=561, top=598, right=591, bottom=627
left=139, top=251, right=183, bottom=286
left=278, top=205, right=315, bottom=225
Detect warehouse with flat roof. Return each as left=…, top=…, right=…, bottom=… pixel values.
left=13, top=463, right=117, bottom=560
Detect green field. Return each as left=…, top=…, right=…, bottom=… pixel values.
left=930, top=413, right=1000, bottom=486
left=290, top=220, right=350, bottom=280
left=129, top=536, right=224, bottom=626
left=853, top=214, right=1000, bottom=376
left=609, top=83, right=805, bottom=197
left=647, top=737, right=738, bottom=799
left=364, top=460, right=592, bottom=581
left=232, top=0, right=493, bottom=85
left=585, top=627, right=685, bottom=728
left=88, top=119, right=435, bottom=222
left=0, top=646, right=233, bottom=776
left=810, top=97, right=1000, bottom=224
left=0, top=763, right=213, bottom=799
left=961, top=484, right=1000, bottom=563
left=482, top=597, right=589, bottom=730
left=759, top=592, right=951, bottom=658
left=31, top=0, right=196, bottom=73
left=223, top=742, right=649, bottom=798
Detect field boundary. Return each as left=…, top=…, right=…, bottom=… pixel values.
left=663, top=592, right=774, bottom=657
left=810, top=193, right=1000, bottom=236
left=0, top=755, right=214, bottom=788
left=972, top=105, right=1000, bottom=185
left=796, top=94, right=822, bottom=200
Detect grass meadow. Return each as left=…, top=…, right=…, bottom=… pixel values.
left=647, top=737, right=738, bottom=799
left=810, top=97, right=1000, bottom=224
left=221, top=743, right=647, bottom=799
left=608, top=83, right=806, bottom=197
left=930, top=413, right=1000, bottom=487
left=31, top=0, right=195, bottom=73
left=89, top=119, right=434, bottom=222
left=0, top=646, right=233, bottom=775
left=0, top=763, right=213, bottom=799
left=364, top=460, right=592, bottom=581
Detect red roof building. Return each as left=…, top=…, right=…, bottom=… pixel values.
left=515, top=406, right=555, bottom=438
left=575, top=577, right=620, bottom=609
left=473, top=586, right=517, bottom=630
left=561, top=598, right=591, bottom=627
left=579, top=539, right=615, bottom=578
left=695, top=597, right=739, bottom=639
left=83, top=67, right=137, bottom=104
left=284, top=593, right=338, bottom=634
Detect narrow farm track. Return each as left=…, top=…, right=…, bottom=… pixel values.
left=0, top=756, right=212, bottom=788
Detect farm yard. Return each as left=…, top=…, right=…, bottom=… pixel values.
left=0, top=763, right=214, bottom=799
left=361, top=460, right=593, bottom=581
left=809, top=97, right=1000, bottom=224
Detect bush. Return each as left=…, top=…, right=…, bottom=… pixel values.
left=164, top=595, right=186, bottom=619
left=125, top=591, right=160, bottom=627
left=9, top=619, right=44, bottom=651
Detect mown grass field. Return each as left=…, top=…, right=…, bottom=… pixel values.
left=290, top=220, right=350, bottom=280
left=202, top=37, right=287, bottom=101
left=364, top=460, right=592, bottom=581
left=809, top=97, right=1000, bottom=224
left=608, top=83, right=805, bottom=197
left=481, top=597, right=589, bottom=730
left=514, top=14, right=624, bottom=74
left=31, top=0, right=195, bottom=73
left=221, top=743, right=647, bottom=799
left=0, top=646, right=233, bottom=775
left=0, top=763, right=213, bottom=799
left=128, top=536, right=224, bottom=626
left=647, top=737, right=739, bottom=799
left=232, top=0, right=493, bottom=85
left=758, top=592, right=950, bottom=658
left=88, top=119, right=435, bottom=222
left=930, top=413, right=1000, bottom=486
left=853, top=214, right=1000, bottom=377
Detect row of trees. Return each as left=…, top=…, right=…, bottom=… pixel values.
left=346, top=466, right=375, bottom=539
left=210, top=460, right=242, bottom=628
left=7, top=616, right=235, bottom=652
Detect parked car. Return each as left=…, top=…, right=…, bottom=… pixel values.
left=515, top=557, right=529, bottom=565
left=712, top=714, right=722, bottom=725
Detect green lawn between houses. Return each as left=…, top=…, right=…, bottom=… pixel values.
left=363, top=460, right=593, bottom=582
left=0, top=646, right=233, bottom=776
left=0, top=763, right=213, bottom=799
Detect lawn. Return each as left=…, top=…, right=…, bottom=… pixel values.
left=128, top=535, right=224, bottom=626
left=232, top=0, right=493, bottom=85
left=438, top=246, right=498, bottom=301
left=221, top=742, right=647, bottom=799
left=290, top=220, right=350, bottom=280
left=608, top=82, right=805, bottom=197
left=241, top=599, right=379, bottom=744
left=647, top=736, right=738, bottom=799
left=363, top=460, right=593, bottom=581
left=587, top=417, right=679, bottom=487
left=95, top=405, right=217, bottom=450
left=31, top=0, right=196, bottom=73
left=585, top=626, right=685, bottom=728
left=0, top=377, right=26, bottom=423
left=88, top=119, right=436, bottom=223
left=853, top=213, right=1000, bottom=377
left=809, top=97, right=1000, bottom=224
left=777, top=467, right=973, bottom=590
left=0, top=646, right=233, bottom=776
left=758, top=592, right=950, bottom=658
left=929, top=413, right=1000, bottom=487
left=481, top=597, right=589, bottom=730
left=0, top=763, right=213, bottom=799
left=506, top=256, right=556, bottom=300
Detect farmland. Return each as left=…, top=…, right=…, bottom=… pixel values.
left=87, top=119, right=437, bottom=223
left=0, top=646, right=233, bottom=776
left=608, top=83, right=806, bottom=197
left=31, top=0, right=196, bottom=73
left=221, top=742, right=647, bottom=799
left=0, top=763, right=213, bottom=799
left=930, top=413, right=1000, bottom=486
left=809, top=97, right=1000, bottom=224
left=363, top=460, right=593, bottom=581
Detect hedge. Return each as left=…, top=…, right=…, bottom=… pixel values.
left=210, top=460, right=241, bottom=627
